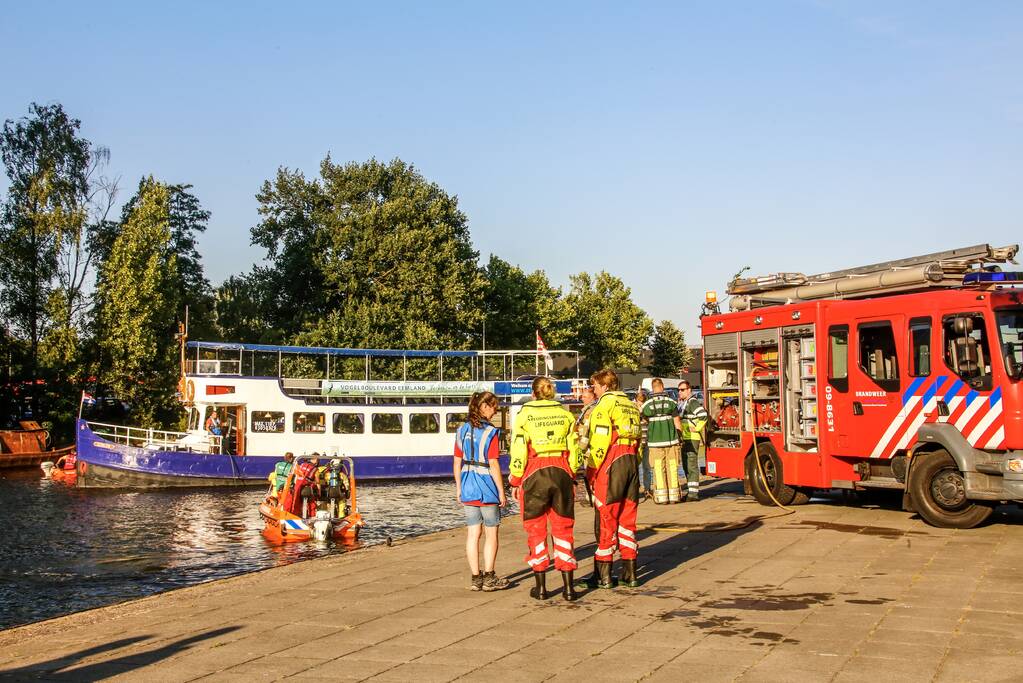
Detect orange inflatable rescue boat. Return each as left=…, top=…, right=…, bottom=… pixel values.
left=259, top=455, right=363, bottom=543
left=41, top=452, right=78, bottom=485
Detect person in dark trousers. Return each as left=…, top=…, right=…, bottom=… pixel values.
left=677, top=380, right=708, bottom=501
left=509, top=377, right=582, bottom=601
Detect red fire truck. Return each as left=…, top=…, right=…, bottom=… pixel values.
left=700, top=243, right=1023, bottom=528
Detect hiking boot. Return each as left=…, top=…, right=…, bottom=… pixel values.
left=619, top=559, right=639, bottom=587
left=482, top=571, right=509, bottom=591
left=529, top=571, right=549, bottom=600
left=470, top=573, right=484, bottom=591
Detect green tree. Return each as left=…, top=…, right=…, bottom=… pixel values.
left=481, top=256, right=572, bottom=349
left=214, top=269, right=283, bottom=343
left=565, top=271, right=652, bottom=371
left=94, top=177, right=178, bottom=425
left=252, top=157, right=485, bottom=348
left=0, top=103, right=90, bottom=412
left=648, top=320, right=692, bottom=377
left=92, top=181, right=215, bottom=339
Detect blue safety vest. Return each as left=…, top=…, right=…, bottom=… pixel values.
left=456, top=422, right=501, bottom=505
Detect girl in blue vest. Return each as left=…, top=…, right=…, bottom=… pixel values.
left=454, top=391, right=509, bottom=591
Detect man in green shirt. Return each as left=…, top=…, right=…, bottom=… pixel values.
left=640, top=379, right=685, bottom=504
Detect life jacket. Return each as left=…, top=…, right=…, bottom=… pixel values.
left=273, top=461, right=293, bottom=490
left=457, top=422, right=501, bottom=505
left=510, top=400, right=581, bottom=479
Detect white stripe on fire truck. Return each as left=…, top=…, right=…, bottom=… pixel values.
left=953, top=394, right=984, bottom=432
left=893, top=395, right=940, bottom=454
left=871, top=396, right=919, bottom=458
left=981, top=425, right=1006, bottom=450
left=966, top=401, right=1002, bottom=446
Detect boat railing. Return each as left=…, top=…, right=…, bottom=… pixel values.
left=86, top=421, right=223, bottom=454
left=185, top=360, right=241, bottom=375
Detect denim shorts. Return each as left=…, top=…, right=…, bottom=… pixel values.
left=464, top=504, right=501, bottom=528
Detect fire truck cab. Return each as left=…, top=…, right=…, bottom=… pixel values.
left=701, top=244, right=1023, bottom=528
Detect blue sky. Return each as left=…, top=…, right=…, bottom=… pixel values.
left=2, top=1, right=1021, bottom=340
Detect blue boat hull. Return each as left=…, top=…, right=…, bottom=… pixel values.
left=75, top=420, right=504, bottom=488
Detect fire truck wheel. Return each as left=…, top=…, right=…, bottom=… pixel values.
left=909, top=450, right=993, bottom=529
left=746, top=443, right=797, bottom=507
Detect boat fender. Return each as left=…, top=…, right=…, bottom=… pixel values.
left=185, top=380, right=195, bottom=403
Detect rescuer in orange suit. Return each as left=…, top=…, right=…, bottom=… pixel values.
left=586, top=369, right=642, bottom=588
left=509, top=376, right=582, bottom=601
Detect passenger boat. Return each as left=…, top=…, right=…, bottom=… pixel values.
left=259, top=456, right=363, bottom=543
left=74, top=341, right=583, bottom=488
left=1, top=421, right=75, bottom=469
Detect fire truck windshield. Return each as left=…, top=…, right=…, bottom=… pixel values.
left=997, top=308, right=1023, bottom=378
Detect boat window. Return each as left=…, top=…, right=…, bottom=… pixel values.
left=251, top=411, right=285, bottom=433
left=293, top=411, right=326, bottom=434
left=858, top=321, right=899, bottom=390
left=909, top=317, right=931, bottom=377
left=943, top=313, right=992, bottom=390
left=828, top=325, right=848, bottom=392
left=333, top=413, right=365, bottom=434
left=410, top=413, right=440, bottom=434
left=446, top=413, right=468, bottom=432
left=372, top=413, right=403, bottom=434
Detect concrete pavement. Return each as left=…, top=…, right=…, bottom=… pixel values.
left=2, top=481, right=1023, bottom=682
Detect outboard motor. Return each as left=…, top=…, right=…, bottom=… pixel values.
left=312, top=510, right=333, bottom=541
left=40, top=461, right=55, bottom=476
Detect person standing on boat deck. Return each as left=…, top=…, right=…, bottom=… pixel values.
left=454, top=392, right=509, bottom=592
left=509, top=377, right=582, bottom=601
left=271, top=452, right=295, bottom=496
left=205, top=411, right=221, bottom=436
left=641, top=379, right=685, bottom=504
left=587, top=369, right=642, bottom=588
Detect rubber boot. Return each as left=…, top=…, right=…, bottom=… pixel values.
left=529, top=571, right=549, bottom=600
left=595, top=561, right=614, bottom=589
left=619, top=559, right=639, bottom=587
left=561, top=571, right=578, bottom=601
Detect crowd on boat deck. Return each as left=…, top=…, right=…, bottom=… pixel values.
left=455, top=369, right=707, bottom=602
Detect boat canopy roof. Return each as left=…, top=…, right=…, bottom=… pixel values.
left=187, top=341, right=477, bottom=359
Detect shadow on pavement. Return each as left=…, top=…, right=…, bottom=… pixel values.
left=0, top=626, right=241, bottom=681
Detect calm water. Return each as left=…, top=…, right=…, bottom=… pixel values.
left=0, top=470, right=508, bottom=630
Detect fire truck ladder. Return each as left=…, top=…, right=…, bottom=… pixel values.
left=728, top=243, right=1019, bottom=311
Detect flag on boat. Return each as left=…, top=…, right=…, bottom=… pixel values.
left=536, top=330, right=553, bottom=373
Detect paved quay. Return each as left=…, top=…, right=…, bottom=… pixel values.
left=2, top=481, right=1023, bottom=682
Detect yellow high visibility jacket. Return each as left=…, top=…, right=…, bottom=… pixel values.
left=679, top=396, right=708, bottom=444
left=587, top=391, right=642, bottom=469
left=510, top=399, right=581, bottom=480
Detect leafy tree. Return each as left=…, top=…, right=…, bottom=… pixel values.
left=481, top=256, right=572, bottom=349
left=251, top=157, right=484, bottom=348
left=0, top=103, right=90, bottom=411
left=214, top=269, right=283, bottom=343
left=564, top=271, right=652, bottom=371
left=648, top=320, right=692, bottom=377
left=94, top=177, right=178, bottom=425
left=92, top=181, right=214, bottom=339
